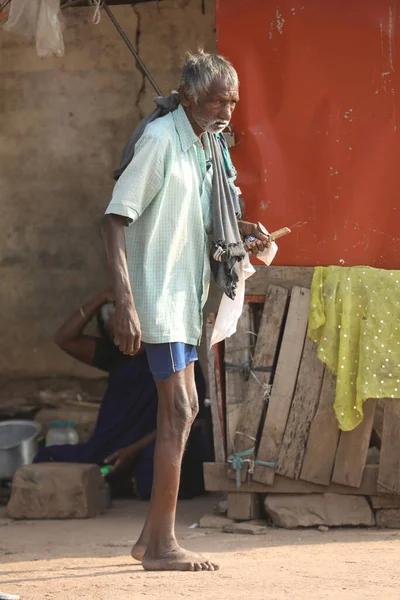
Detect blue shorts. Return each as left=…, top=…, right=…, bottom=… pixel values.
left=144, top=342, right=198, bottom=381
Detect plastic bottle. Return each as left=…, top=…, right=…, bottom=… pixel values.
left=45, top=421, right=79, bottom=447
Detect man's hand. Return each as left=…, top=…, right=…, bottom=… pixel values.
left=105, top=443, right=141, bottom=473
left=113, top=293, right=141, bottom=355
left=238, top=220, right=271, bottom=255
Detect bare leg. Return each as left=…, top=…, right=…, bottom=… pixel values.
left=133, top=363, right=218, bottom=572
left=131, top=364, right=196, bottom=561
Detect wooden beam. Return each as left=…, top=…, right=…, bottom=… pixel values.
left=331, top=399, right=376, bottom=488
left=229, top=286, right=288, bottom=480
left=378, top=399, right=400, bottom=494
left=206, top=316, right=225, bottom=462
left=224, top=305, right=253, bottom=457
left=245, top=266, right=314, bottom=296
left=204, top=462, right=378, bottom=496
left=253, top=287, right=311, bottom=486
left=276, top=339, right=325, bottom=479
left=300, top=369, right=340, bottom=485
left=371, top=494, right=400, bottom=509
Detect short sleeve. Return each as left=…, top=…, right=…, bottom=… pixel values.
left=105, top=134, right=166, bottom=224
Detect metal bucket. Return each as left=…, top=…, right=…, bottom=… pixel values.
left=0, top=420, right=41, bottom=479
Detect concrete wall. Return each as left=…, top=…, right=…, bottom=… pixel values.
left=0, top=0, right=216, bottom=378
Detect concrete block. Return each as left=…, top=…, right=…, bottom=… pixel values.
left=6, top=463, right=108, bottom=519
left=223, top=520, right=268, bottom=535
left=199, top=514, right=234, bottom=529
left=376, top=509, right=400, bottom=528
left=264, top=493, right=375, bottom=528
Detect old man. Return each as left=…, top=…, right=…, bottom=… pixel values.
left=102, top=50, right=269, bottom=572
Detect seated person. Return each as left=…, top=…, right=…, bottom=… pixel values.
left=34, top=288, right=211, bottom=500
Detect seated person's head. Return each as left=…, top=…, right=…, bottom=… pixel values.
left=97, top=302, right=116, bottom=342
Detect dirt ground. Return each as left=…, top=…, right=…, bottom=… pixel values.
left=1, top=494, right=399, bottom=600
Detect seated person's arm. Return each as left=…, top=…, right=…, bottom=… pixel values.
left=54, top=288, right=114, bottom=366
left=105, top=429, right=157, bottom=473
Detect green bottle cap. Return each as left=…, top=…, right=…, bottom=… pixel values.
left=100, top=465, right=113, bottom=476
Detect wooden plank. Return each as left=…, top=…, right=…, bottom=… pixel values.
left=245, top=266, right=314, bottom=296
left=224, top=305, right=253, bottom=457
left=213, top=335, right=226, bottom=453
left=371, top=494, right=400, bottom=509
left=276, top=339, right=325, bottom=479
left=206, top=316, right=225, bottom=462
left=300, top=369, right=340, bottom=485
left=378, top=399, right=400, bottom=494
left=227, top=492, right=260, bottom=520
left=204, top=462, right=378, bottom=495
left=331, top=399, right=376, bottom=488
left=372, top=399, right=385, bottom=449
left=252, top=287, right=311, bottom=486
left=228, top=285, right=288, bottom=478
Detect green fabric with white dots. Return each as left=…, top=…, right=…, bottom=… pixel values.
left=308, top=265, right=400, bottom=431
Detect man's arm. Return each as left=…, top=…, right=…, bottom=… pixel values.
left=104, top=430, right=157, bottom=473
left=102, top=213, right=141, bottom=356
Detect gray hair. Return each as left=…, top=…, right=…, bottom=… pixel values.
left=180, top=50, right=239, bottom=103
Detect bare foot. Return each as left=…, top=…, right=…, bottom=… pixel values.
left=142, top=547, right=219, bottom=572
left=131, top=542, right=146, bottom=562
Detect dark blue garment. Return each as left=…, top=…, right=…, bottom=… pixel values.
left=34, top=341, right=210, bottom=499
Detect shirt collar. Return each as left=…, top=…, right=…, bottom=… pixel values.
left=172, top=104, right=199, bottom=152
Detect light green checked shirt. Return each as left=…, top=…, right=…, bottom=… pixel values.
left=105, top=104, right=215, bottom=345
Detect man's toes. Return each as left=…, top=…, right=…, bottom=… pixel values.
left=206, top=561, right=214, bottom=571
left=188, top=562, right=195, bottom=572
left=193, top=562, right=202, bottom=571
left=212, top=563, right=220, bottom=571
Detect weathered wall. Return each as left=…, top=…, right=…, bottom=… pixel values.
left=0, top=0, right=215, bottom=378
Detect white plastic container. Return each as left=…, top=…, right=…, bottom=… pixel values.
left=45, top=421, right=79, bottom=447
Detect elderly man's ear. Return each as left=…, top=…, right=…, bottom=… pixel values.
left=179, top=85, right=192, bottom=108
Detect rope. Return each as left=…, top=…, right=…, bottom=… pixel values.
left=90, top=0, right=102, bottom=25
left=254, top=459, right=277, bottom=468
left=249, top=371, right=272, bottom=401
left=235, top=432, right=256, bottom=442
left=227, top=447, right=255, bottom=488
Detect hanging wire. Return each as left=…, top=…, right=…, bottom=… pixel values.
left=102, top=1, right=163, bottom=96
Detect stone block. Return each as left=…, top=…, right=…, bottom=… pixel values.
left=264, top=493, right=375, bottom=528
left=376, top=509, right=400, bottom=528
left=199, top=514, right=234, bottom=529
left=223, top=520, right=268, bottom=535
left=6, top=463, right=108, bottom=519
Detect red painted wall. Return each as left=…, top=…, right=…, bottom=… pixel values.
left=217, top=0, right=400, bottom=267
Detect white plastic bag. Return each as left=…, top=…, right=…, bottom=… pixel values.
left=210, top=234, right=278, bottom=346
left=4, top=0, right=64, bottom=58
left=36, top=0, right=64, bottom=58
left=3, top=0, right=40, bottom=40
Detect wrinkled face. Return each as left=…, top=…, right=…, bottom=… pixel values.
left=184, top=78, right=239, bottom=135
